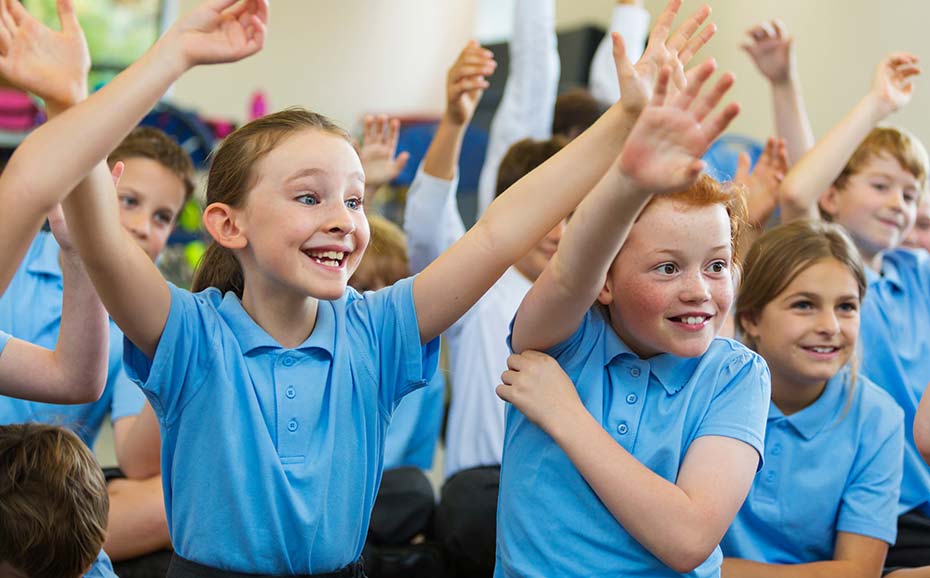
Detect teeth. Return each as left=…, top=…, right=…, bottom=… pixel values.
left=810, top=347, right=836, bottom=353
left=682, top=316, right=706, bottom=325
left=310, top=250, right=345, bottom=260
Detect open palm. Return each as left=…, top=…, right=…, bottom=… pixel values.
left=173, top=0, right=268, bottom=68
left=872, top=52, right=920, bottom=115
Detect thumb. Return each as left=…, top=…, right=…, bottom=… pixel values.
left=734, top=151, right=751, bottom=182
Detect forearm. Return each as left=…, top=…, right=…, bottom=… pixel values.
left=915, top=383, right=930, bottom=464
left=422, top=115, right=467, bottom=180
left=779, top=93, right=885, bottom=223
left=115, top=404, right=161, bottom=479
left=723, top=558, right=877, bottom=578
left=771, top=76, right=815, bottom=164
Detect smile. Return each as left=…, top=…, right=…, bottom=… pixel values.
left=303, top=249, right=347, bottom=269
left=668, top=314, right=713, bottom=331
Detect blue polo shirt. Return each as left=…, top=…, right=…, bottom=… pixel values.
left=84, top=550, right=117, bottom=578
left=721, top=369, right=903, bottom=564
left=123, top=277, right=439, bottom=574
left=0, top=330, right=9, bottom=354
left=383, top=370, right=444, bottom=470
left=860, top=248, right=930, bottom=515
left=0, top=232, right=145, bottom=446
left=496, top=309, right=770, bottom=578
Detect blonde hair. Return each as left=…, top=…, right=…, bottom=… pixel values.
left=349, top=214, right=409, bottom=291
left=191, top=108, right=352, bottom=298
left=0, top=424, right=109, bottom=578
left=834, top=126, right=929, bottom=199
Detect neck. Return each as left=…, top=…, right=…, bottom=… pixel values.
left=240, top=279, right=319, bottom=349
left=770, top=369, right=828, bottom=416
left=866, top=250, right=885, bottom=274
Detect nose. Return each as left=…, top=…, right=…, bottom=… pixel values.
left=679, top=270, right=711, bottom=304
left=815, top=309, right=840, bottom=336
left=123, top=212, right=150, bottom=240
left=887, top=187, right=907, bottom=213
left=326, top=202, right=356, bottom=235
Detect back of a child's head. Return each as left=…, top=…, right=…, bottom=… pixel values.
left=495, top=137, right=567, bottom=199
left=191, top=108, right=352, bottom=298
left=834, top=126, right=929, bottom=196
left=0, top=424, right=108, bottom=578
left=736, top=219, right=867, bottom=335
left=551, top=88, right=605, bottom=140
left=349, top=214, right=409, bottom=292
left=109, top=126, right=197, bottom=203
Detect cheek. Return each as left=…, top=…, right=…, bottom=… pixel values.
left=612, top=276, right=671, bottom=325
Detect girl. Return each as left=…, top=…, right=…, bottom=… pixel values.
left=494, top=65, right=765, bottom=576
left=18, top=2, right=704, bottom=576
left=721, top=219, right=904, bottom=578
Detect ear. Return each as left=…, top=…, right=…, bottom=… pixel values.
left=202, top=202, right=247, bottom=250
left=596, top=278, right=614, bottom=306
left=819, top=185, right=842, bottom=219
left=738, top=311, right=761, bottom=341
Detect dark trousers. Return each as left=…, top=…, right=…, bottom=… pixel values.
left=167, top=555, right=365, bottom=578
left=886, top=508, right=930, bottom=570
left=434, top=465, right=500, bottom=578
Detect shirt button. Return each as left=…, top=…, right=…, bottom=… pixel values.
left=285, top=386, right=296, bottom=399
left=777, top=421, right=788, bottom=429
left=766, top=471, right=776, bottom=483
left=287, top=419, right=299, bottom=432
left=626, top=393, right=638, bottom=404
left=630, top=367, right=641, bottom=378
left=771, top=444, right=781, bottom=456
left=617, top=422, right=629, bottom=435
left=282, top=356, right=295, bottom=367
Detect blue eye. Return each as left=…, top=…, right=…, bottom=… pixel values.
left=791, top=300, right=813, bottom=310
left=838, top=302, right=859, bottom=313
left=346, top=198, right=363, bottom=210
left=872, top=182, right=888, bottom=192
left=297, top=194, right=319, bottom=206
left=119, top=195, right=138, bottom=208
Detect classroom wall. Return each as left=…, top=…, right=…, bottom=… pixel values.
left=170, top=1, right=930, bottom=144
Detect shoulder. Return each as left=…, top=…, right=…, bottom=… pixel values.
left=705, top=338, right=767, bottom=374
left=852, top=373, right=905, bottom=432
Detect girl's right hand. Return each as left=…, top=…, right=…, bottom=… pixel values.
left=167, top=0, right=268, bottom=70
left=869, top=52, right=920, bottom=117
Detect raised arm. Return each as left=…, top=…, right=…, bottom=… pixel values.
left=733, top=137, right=789, bottom=229
left=589, top=0, right=651, bottom=104
left=475, top=0, right=559, bottom=215
left=404, top=41, right=494, bottom=273
left=742, top=20, right=814, bottom=164
left=413, top=0, right=719, bottom=344
left=358, top=114, right=410, bottom=200
left=779, top=53, right=920, bottom=223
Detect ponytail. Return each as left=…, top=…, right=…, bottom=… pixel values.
left=191, top=241, right=244, bottom=298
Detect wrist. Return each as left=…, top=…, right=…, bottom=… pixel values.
left=861, top=91, right=893, bottom=123
left=154, top=32, right=195, bottom=77
left=441, top=109, right=468, bottom=129
left=45, top=88, right=87, bottom=119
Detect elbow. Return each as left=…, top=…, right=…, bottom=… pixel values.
left=776, top=181, right=809, bottom=222
left=660, top=534, right=717, bottom=574
left=118, top=453, right=161, bottom=480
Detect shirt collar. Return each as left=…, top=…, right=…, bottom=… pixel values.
left=25, top=231, right=62, bottom=279
left=217, top=291, right=336, bottom=356
left=866, top=251, right=904, bottom=291
left=602, top=315, right=699, bottom=395
left=768, top=366, right=849, bottom=441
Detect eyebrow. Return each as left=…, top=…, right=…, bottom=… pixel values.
left=286, top=167, right=366, bottom=185
left=784, top=291, right=859, bottom=301
left=651, top=244, right=730, bottom=258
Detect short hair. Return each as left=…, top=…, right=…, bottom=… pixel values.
left=0, top=424, right=109, bottom=578
left=551, top=88, right=605, bottom=140
left=349, top=214, right=409, bottom=291
left=108, top=126, right=196, bottom=202
left=835, top=126, right=929, bottom=199
left=495, top=137, right=567, bottom=198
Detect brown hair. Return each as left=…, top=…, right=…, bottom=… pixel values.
left=191, top=108, right=352, bottom=298
left=833, top=126, right=929, bottom=198
left=551, top=88, right=605, bottom=140
left=108, top=126, right=197, bottom=203
left=349, top=214, right=409, bottom=292
left=0, top=424, right=108, bottom=578
left=495, top=137, right=567, bottom=198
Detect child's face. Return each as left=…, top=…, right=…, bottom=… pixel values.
left=741, top=258, right=860, bottom=391
left=598, top=198, right=734, bottom=359
left=237, top=129, right=369, bottom=301
left=821, top=153, right=921, bottom=258
left=514, top=220, right=564, bottom=281
left=902, top=196, right=930, bottom=253
left=116, top=156, right=187, bottom=261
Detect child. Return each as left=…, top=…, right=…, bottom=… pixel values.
left=17, top=0, right=682, bottom=574
left=777, top=53, right=930, bottom=569
left=903, top=197, right=930, bottom=253
left=0, top=423, right=115, bottom=578
left=494, top=57, right=763, bottom=578
left=721, top=219, right=904, bottom=578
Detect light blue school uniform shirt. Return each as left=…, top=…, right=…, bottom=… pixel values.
left=859, top=248, right=930, bottom=515
left=495, top=309, right=771, bottom=578
left=0, top=330, right=9, bottom=354
left=123, top=277, right=439, bottom=574
left=383, top=370, right=444, bottom=470
left=721, top=369, right=904, bottom=564
left=0, top=231, right=145, bottom=446
left=84, top=550, right=118, bottom=578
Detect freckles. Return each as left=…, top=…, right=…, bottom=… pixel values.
left=614, top=276, right=669, bottom=325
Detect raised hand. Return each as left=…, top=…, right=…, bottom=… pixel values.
left=870, top=52, right=920, bottom=116
left=616, top=0, right=716, bottom=114
left=0, top=0, right=89, bottom=110
left=741, top=20, right=793, bottom=85
left=445, top=40, right=495, bottom=126
left=734, top=137, right=788, bottom=226
left=359, top=115, right=409, bottom=192
left=167, top=0, right=268, bottom=69
left=617, top=60, right=739, bottom=195
left=496, top=351, right=584, bottom=434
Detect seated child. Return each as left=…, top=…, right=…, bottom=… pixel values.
left=0, top=423, right=115, bottom=578
left=903, top=197, right=930, bottom=253
left=722, top=219, right=904, bottom=578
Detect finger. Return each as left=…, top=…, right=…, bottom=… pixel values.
left=703, top=102, right=741, bottom=143
left=376, top=115, right=389, bottom=143
left=612, top=32, right=634, bottom=80
left=775, top=139, right=789, bottom=171
left=394, top=151, right=410, bottom=173
left=745, top=25, right=766, bottom=42
left=449, top=64, right=496, bottom=83
left=0, top=0, right=15, bottom=36
left=244, top=13, right=267, bottom=52
left=501, top=369, right=519, bottom=384
left=55, top=0, right=80, bottom=34
left=387, top=118, right=401, bottom=152
left=9, top=0, right=29, bottom=26
left=451, top=77, right=490, bottom=94
left=762, top=136, right=776, bottom=163
left=758, top=20, right=776, bottom=40
left=649, top=0, right=682, bottom=44
left=771, top=19, right=787, bottom=40
left=667, top=4, right=711, bottom=53
left=674, top=58, right=717, bottom=111
left=691, top=71, right=734, bottom=122
left=207, top=0, right=243, bottom=15
left=496, top=384, right=513, bottom=403
left=110, top=161, right=125, bottom=188
left=651, top=66, right=671, bottom=107
left=678, top=22, right=716, bottom=66
left=734, top=151, right=751, bottom=181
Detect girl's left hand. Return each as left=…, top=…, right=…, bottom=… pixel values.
left=496, top=351, right=585, bottom=435
left=169, top=0, right=268, bottom=69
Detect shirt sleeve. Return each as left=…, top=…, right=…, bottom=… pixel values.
left=510, top=308, right=603, bottom=377
left=0, top=329, right=10, bottom=356
left=403, top=167, right=465, bottom=275
left=123, top=283, right=219, bottom=426
left=108, top=365, right=146, bottom=422
left=695, top=348, right=771, bottom=469
left=346, top=277, right=440, bottom=413
left=81, top=550, right=118, bottom=578
left=589, top=4, right=651, bottom=104
left=837, top=404, right=904, bottom=544
left=476, top=0, right=559, bottom=215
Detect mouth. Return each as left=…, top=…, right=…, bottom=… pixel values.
left=303, top=248, right=348, bottom=270
left=799, top=345, right=843, bottom=360
left=876, top=216, right=903, bottom=231
left=667, top=314, right=713, bottom=332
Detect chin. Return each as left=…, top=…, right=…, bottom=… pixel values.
left=666, top=339, right=714, bottom=358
